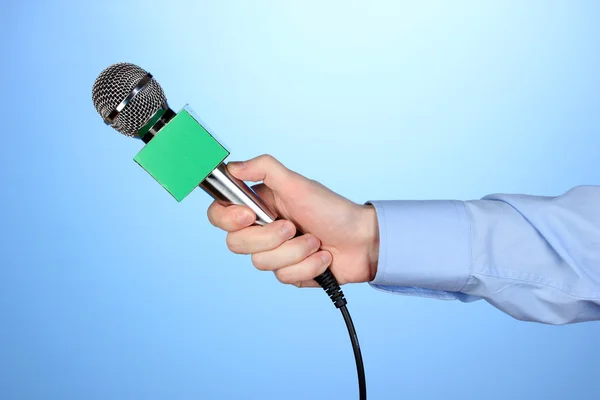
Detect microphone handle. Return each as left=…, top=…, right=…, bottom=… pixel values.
left=200, top=162, right=278, bottom=226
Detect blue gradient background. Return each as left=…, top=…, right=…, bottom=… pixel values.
left=1, top=1, right=599, bottom=399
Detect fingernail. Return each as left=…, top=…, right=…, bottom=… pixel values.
left=307, top=235, right=320, bottom=250
left=237, top=211, right=252, bottom=225
left=320, top=252, right=331, bottom=265
left=280, top=221, right=295, bottom=239
left=229, top=161, right=246, bottom=170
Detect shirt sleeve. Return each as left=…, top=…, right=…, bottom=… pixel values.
left=367, top=185, right=600, bottom=325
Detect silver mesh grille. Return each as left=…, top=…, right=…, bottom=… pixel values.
left=91, top=63, right=167, bottom=137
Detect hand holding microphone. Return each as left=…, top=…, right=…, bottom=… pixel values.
left=207, top=154, right=379, bottom=288
left=91, top=62, right=368, bottom=399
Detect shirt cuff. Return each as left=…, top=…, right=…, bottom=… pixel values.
left=366, top=200, right=473, bottom=300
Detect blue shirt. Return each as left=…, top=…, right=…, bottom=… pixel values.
left=367, top=185, right=600, bottom=325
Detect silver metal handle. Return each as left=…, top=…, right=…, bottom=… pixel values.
left=199, top=163, right=277, bottom=225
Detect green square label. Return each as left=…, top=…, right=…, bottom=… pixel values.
left=133, top=109, right=229, bottom=202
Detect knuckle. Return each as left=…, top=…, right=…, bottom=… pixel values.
left=259, top=154, right=281, bottom=168
left=207, top=213, right=217, bottom=227
left=226, top=234, right=244, bottom=254
left=275, top=270, right=295, bottom=285
left=251, top=253, right=270, bottom=271
left=260, top=154, right=275, bottom=163
left=206, top=207, right=219, bottom=227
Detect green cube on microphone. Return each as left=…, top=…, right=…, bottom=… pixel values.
left=133, top=108, right=229, bottom=202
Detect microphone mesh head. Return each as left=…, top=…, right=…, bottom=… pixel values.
left=92, top=63, right=167, bottom=137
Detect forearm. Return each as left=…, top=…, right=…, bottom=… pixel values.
left=367, top=186, right=600, bottom=325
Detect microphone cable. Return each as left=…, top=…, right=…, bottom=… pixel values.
left=314, top=269, right=367, bottom=400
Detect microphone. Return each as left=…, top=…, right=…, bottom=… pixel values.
left=91, top=62, right=366, bottom=399
left=91, top=63, right=277, bottom=225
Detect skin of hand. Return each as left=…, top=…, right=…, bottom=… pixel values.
left=207, top=154, right=380, bottom=288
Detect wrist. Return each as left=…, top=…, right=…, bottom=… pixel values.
left=361, top=204, right=380, bottom=282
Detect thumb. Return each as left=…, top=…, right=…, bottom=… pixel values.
left=227, top=154, right=294, bottom=189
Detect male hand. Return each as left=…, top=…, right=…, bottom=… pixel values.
left=207, top=155, right=379, bottom=288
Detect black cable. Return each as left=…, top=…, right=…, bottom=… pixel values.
left=340, top=304, right=367, bottom=400
left=315, top=269, right=367, bottom=400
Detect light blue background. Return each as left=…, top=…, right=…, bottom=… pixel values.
left=1, top=1, right=598, bottom=399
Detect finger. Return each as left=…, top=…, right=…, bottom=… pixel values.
left=207, top=201, right=256, bottom=232
left=227, top=154, right=294, bottom=188
left=226, top=219, right=296, bottom=254
left=293, top=280, right=320, bottom=288
left=251, top=234, right=321, bottom=271
left=274, top=251, right=332, bottom=285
